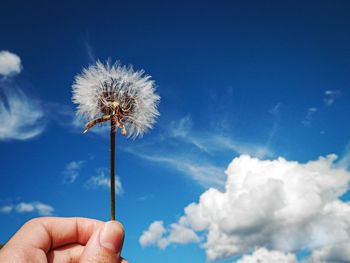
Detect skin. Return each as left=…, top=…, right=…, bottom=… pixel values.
left=0, top=217, right=128, bottom=263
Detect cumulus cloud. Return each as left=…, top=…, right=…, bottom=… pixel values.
left=140, top=154, right=350, bottom=261
left=307, top=242, right=350, bottom=262
left=0, top=87, right=45, bottom=140
left=85, top=168, right=123, bottom=195
left=140, top=221, right=166, bottom=247
left=0, top=51, right=22, bottom=77
left=139, top=220, right=201, bottom=249
left=237, top=248, right=297, bottom=263
left=62, top=160, right=84, bottom=184
left=0, top=201, right=54, bottom=216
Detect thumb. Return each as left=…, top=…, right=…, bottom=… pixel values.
left=79, top=221, right=125, bottom=263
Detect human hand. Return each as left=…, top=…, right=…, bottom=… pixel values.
left=0, top=217, right=128, bottom=263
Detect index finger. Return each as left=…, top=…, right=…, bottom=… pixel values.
left=7, top=217, right=104, bottom=253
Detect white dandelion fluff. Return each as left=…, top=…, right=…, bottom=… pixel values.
left=71, top=60, right=160, bottom=220
left=72, top=60, right=160, bottom=138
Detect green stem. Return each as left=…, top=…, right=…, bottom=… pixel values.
left=110, top=118, right=116, bottom=221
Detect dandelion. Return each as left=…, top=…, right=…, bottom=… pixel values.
left=72, top=60, right=160, bottom=220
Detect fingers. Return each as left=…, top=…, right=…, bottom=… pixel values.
left=0, top=217, right=127, bottom=263
left=48, top=246, right=130, bottom=263
left=79, top=221, right=125, bottom=263
left=6, top=217, right=104, bottom=253
left=48, top=244, right=84, bottom=263
left=0, top=243, right=47, bottom=263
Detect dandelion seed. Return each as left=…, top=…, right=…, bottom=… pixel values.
left=72, top=61, right=160, bottom=138
left=72, top=60, right=160, bottom=220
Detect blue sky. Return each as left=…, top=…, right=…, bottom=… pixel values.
left=1, top=1, right=350, bottom=262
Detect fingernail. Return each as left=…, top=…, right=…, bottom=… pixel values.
left=99, top=221, right=123, bottom=253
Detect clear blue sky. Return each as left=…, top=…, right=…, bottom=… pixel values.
left=1, top=1, right=350, bottom=262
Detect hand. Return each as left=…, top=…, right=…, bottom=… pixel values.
left=0, top=217, right=128, bottom=263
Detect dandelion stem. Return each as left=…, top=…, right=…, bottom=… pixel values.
left=110, top=118, right=116, bottom=221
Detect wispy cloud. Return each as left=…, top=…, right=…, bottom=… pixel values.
left=72, top=114, right=109, bottom=136
left=84, top=40, right=96, bottom=63
left=47, top=102, right=110, bottom=136
left=62, top=160, right=85, bottom=184
left=266, top=102, right=282, bottom=148
left=126, top=115, right=272, bottom=188
left=0, top=50, right=22, bottom=77
left=0, top=86, right=45, bottom=141
left=302, top=107, right=317, bottom=127
left=337, top=142, right=350, bottom=170
left=167, top=115, right=271, bottom=157
left=85, top=168, right=123, bottom=195
left=138, top=194, right=155, bottom=202
left=324, top=90, right=340, bottom=106
left=0, top=201, right=55, bottom=216
left=302, top=89, right=341, bottom=128
left=205, top=134, right=271, bottom=157
left=0, top=51, right=46, bottom=141
left=168, top=114, right=192, bottom=138
left=269, top=102, right=281, bottom=116
left=128, top=150, right=226, bottom=188
left=0, top=205, right=13, bottom=214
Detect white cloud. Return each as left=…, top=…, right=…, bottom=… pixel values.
left=0, top=51, right=45, bottom=140
left=43, top=103, right=108, bottom=135
left=140, top=154, right=350, bottom=261
left=140, top=221, right=166, bottom=247
left=0, top=205, right=13, bottom=214
left=0, top=201, right=54, bottom=216
left=307, top=242, right=350, bottom=262
left=128, top=151, right=226, bottom=189
left=0, top=51, right=22, bottom=77
left=85, top=168, right=123, bottom=195
left=269, top=103, right=282, bottom=116
left=139, top=220, right=201, bottom=249
left=207, top=134, right=271, bottom=158
left=84, top=39, right=96, bottom=63
left=337, top=143, right=350, bottom=170
left=161, top=223, right=201, bottom=248
left=16, top=202, right=35, bottom=213
left=138, top=194, right=155, bottom=202
left=0, top=87, right=45, bottom=141
left=168, top=114, right=192, bottom=138
left=302, top=107, right=317, bottom=127
left=62, top=160, right=84, bottom=184
left=34, top=202, right=55, bottom=216
left=167, top=115, right=271, bottom=157
left=128, top=115, right=272, bottom=189
left=324, top=90, right=340, bottom=106
left=237, top=248, right=297, bottom=263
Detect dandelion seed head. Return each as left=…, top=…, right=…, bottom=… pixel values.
left=72, top=61, right=160, bottom=138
